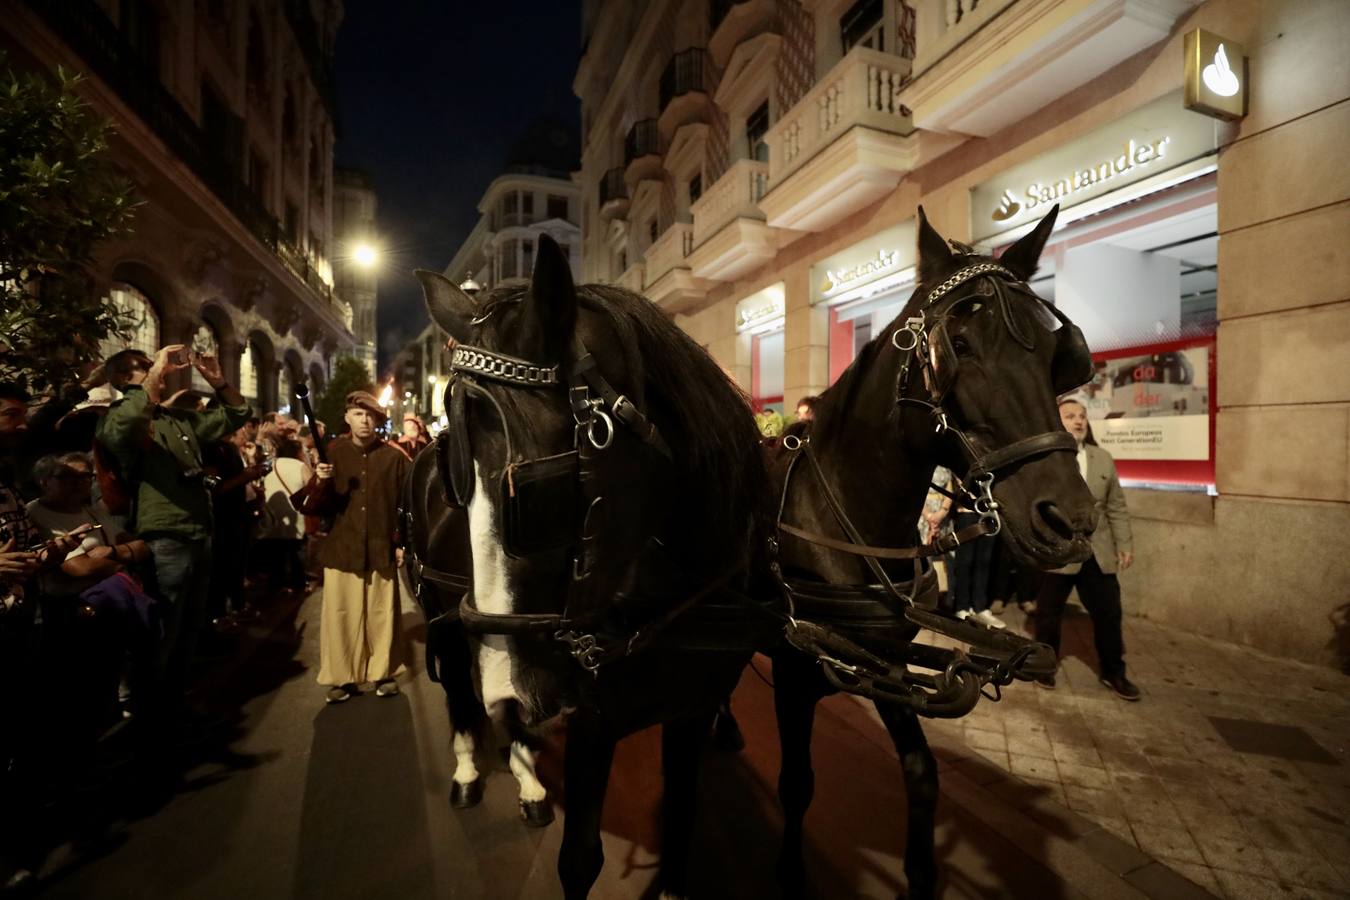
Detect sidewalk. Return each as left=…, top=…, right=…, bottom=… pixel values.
left=903, top=602, right=1350, bottom=899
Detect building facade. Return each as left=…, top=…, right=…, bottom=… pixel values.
left=334, top=166, right=378, bottom=379
left=575, top=0, right=1350, bottom=667
left=3, top=0, right=355, bottom=413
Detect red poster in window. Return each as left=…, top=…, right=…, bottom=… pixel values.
left=1076, top=337, right=1216, bottom=486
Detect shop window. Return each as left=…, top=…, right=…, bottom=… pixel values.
left=1013, top=178, right=1218, bottom=352
left=547, top=194, right=569, bottom=220
left=841, top=0, right=885, bottom=54
left=100, top=284, right=161, bottom=361
left=752, top=329, right=785, bottom=413
left=522, top=239, right=534, bottom=276
left=746, top=102, right=770, bottom=163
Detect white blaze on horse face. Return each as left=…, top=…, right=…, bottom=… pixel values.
left=509, top=741, right=547, bottom=803
left=468, top=462, right=520, bottom=713
left=451, top=731, right=479, bottom=786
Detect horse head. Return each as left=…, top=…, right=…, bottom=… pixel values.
left=416, top=236, right=764, bottom=724
left=896, top=205, right=1095, bottom=568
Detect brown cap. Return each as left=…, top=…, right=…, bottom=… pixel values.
left=345, top=390, right=387, bottom=422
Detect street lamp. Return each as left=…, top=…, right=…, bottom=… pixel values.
left=353, top=243, right=378, bottom=268
left=459, top=274, right=481, bottom=296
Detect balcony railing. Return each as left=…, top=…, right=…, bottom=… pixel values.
left=624, top=119, right=662, bottom=165
left=643, top=222, right=695, bottom=286
left=599, top=168, right=628, bottom=206
left=34, top=0, right=341, bottom=318
left=660, top=48, right=714, bottom=111
left=768, top=46, right=913, bottom=184
left=691, top=159, right=768, bottom=247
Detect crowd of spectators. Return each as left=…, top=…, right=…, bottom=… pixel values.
left=0, top=344, right=327, bottom=896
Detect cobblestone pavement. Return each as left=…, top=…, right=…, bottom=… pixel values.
left=910, top=602, right=1350, bottom=899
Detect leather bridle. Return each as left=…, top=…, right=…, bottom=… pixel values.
left=438, top=325, right=748, bottom=675
left=775, top=260, right=1084, bottom=604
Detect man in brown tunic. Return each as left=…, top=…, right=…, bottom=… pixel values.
left=307, top=391, right=408, bottom=703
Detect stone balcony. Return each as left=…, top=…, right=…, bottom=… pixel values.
left=616, top=261, right=646, bottom=294
left=759, top=45, right=919, bottom=233
left=900, top=0, right=1198, bottom=137
left=688, top=159, right=777, bottom=282
left=624, top=118, right=664, bottom=188
left=598, top=168, right=629, bottom=222
left=643, top=221, right=713, bottom=313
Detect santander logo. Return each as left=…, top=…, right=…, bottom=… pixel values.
left=1202, top=43, right=1240, bottom=97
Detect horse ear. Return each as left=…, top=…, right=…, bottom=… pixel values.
left=523, top=234, right=578, bottom=360
left=916, top=206, right=955, bottom=286
left=998, top=204, right=1059, bottom=280
left=416, top=270, right=475, bottom=342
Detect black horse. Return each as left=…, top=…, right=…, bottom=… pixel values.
left=768, top=205, right=1097, bottom=899
left=414, top=237, right=773, bottom=899
left=401, top=448, right=555, bottom=825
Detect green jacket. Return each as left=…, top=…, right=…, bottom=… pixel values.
left=95, top=385, right=252, bottom=540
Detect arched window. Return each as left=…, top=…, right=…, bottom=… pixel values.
left=100, top=283, right=160, bottom=360
left=279, top=365, right=296, bottom=415
left=189, top=322, right=219, bottom=393
left=239, top=340, right=259, bottom=406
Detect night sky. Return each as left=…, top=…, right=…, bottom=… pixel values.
left=333, top=3, right=582, bottom=370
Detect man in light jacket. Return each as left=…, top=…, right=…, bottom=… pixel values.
left=1033, top=398, right=1140, bottom=700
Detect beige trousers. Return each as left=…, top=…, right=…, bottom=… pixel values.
left=317, top=567, right=407, bottom=686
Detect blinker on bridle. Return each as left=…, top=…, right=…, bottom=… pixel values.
left=893, top=261, right=1086, bottom=535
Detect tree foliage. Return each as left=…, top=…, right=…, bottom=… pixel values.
left=315, top=355, right=375, bottom=436
left=0, top=56, right=137, bottom=391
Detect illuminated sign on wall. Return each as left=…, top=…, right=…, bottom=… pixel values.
left=810, top=220, right=917, bottom=305
left=971, top=93, right=1219, bottom=242
left=1184, top=29, right=1247, bottom=121
left=735, top=285, right=785, bottom=333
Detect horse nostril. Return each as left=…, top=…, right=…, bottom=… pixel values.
left=1035, top=501, right=1075, bottom=541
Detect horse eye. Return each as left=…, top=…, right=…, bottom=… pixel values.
left=952, top=335, right=973, bottom=355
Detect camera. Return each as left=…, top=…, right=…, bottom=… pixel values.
left=260, top=459, right=275, bottom=475
left=180, top=467, right=221, bottom=490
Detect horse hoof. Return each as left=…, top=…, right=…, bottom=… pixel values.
left=449, top=778, right=484, bottom=809
left=519, top=799, right=554, bottom=828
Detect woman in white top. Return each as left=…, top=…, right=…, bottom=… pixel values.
left=254, top=437, right=312, bottom=593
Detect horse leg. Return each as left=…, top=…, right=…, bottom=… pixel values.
left=656, top=711, right=716, bottom=899
left=440, top=621, right=487, bottom=808
left=507, top=737, right=554, bottom=827
left=558, top=710, right=616, bottom=900
left=875, top=704, right=939, bottom=900
left=774, top=651, right=826, bottom=895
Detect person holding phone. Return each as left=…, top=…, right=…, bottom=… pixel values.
left=96, top=345, right=252, bottom=717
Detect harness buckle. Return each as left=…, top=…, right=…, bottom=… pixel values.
left=782, top=434, right=806, bottom=451
left=973, top=472, right=1003, bottom=536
